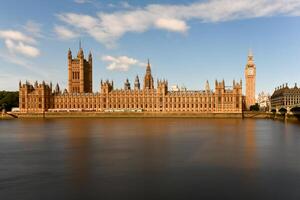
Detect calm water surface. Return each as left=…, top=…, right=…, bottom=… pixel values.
left=1, top=119, right=300, bottom=200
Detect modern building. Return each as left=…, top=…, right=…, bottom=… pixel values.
left=19, top=47, right=255, bottom=114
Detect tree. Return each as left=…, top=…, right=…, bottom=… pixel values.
left=0, top=91, right=19, bottom=111
left=250, top=103, right=260, bottom=111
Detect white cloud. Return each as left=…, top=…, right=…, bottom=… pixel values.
left=0, top=28, right=41, bottom=57
left=0, top=30, right=36, bottom=44
left=54, top=25, right=78, bottom=39
left=102, top=55, right=145, bottom=71
left=155, top=18, right=188, bottom=32
left=23, top=20, right=42, bottom=37
left=74, top=0, right=91, bottom=4
left=5, top=39, right=40, bottom=57
left=56, top=0, right=300, bottom=47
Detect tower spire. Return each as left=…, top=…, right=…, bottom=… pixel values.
left=77, top=40, right=84, bottom=58
left=247, top=49, right=255, bottom=67
left=248, top=49, right=253, bottom=60
left=144, top=58, right=154, bottom=90
left=146, top=58, right=151, bottom=73
left=205, top=80, right=210, bottom=92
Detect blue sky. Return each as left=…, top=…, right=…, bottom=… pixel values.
left=0, top=0, right=300, bottom=95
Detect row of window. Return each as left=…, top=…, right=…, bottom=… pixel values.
left=54, top=103, right=240, bottom=110
left=72, top=72, right=80, bottom=80
left=272, top=96, right=300, bottom=106
left=72, top=87, right=80, bottom=93
left=54, top=96, right=240, bottom=104
left=284, top=96, right=300, bottom=106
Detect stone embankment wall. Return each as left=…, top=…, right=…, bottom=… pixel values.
left=1, top=113, right=18, bottom=120
left=3, top=111, right=299, bottom=122
left=15, top=112, right=243, bottom=119
left=273, top=113, right=300, bottom=122
left=243, top=111, right=300, bottom=122
left=242, top=111, right=274, bottom=119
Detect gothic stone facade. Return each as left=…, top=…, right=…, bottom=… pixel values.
left=19, top=48, right=244, bottom=113
left=245, top=50, right=256, bottom=109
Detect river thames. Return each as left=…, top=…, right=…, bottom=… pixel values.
left=1, top=118, right=300, bottom=200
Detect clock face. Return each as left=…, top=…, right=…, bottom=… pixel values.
left=248, top=68, right=254, bottom=75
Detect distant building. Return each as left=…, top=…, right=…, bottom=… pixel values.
left=19, top=46, right=254, bottom=114
left=171, top=85, right=189, bottom=92
left=180, top=86, right=187, bottom=91
left=270, top=83, right=300, bottom=110
left=171, top=85, right=180, bottom=92
left=257, top=92, right=270, bottom=111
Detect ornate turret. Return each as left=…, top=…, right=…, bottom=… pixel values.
left=55, top=83, right=60, bottom=94
left=146, top=59, right=151, bottom=73
left=205, top=80, right=210, bottom=92
left=124, top=78, right=131, bottom=90
left=50, top=82, right=53, bottom=91
left=101, top=79, right=113, bottom=93
left=157, top=79, right=168, bottom=94
left=143, top=59, right=154, bottom=90
left=215, top=79, right=225, bottom=94
left=77, top=40, right=84, bottom=58
left=233, top=79, right=242, bottom=91
left=134, top=75, right=140, bottom=90
left=68, top=48, right=72, bottom=60
left=88, top=51, right=92, bottom=61
left=77, top=48, right=84, bottom=58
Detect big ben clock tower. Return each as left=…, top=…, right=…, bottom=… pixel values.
left=245, top=50, right=256, bottom=110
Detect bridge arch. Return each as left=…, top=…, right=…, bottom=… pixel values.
left=290, top=106, right=300, bottom=113
left=279, top=107, right=287, bottom=114
left=271, top=108, right=276, bottom=113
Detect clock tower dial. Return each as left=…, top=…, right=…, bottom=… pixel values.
left=245, top=50, right=256, bottom=110
left=248, top=68, right=254, bottom=76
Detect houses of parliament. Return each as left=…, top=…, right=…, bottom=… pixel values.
left=19, top=46, right=256, bottom=113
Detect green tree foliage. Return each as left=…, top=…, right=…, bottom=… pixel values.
left=250, top=103, right=260, bottom=111
left=0, top=91, right=19, bottom=111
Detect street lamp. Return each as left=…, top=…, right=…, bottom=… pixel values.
left=2, top=103, right=7, bottom=113
left=1, top=103, right=7, bottom=119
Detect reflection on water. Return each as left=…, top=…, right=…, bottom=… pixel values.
left=0, top=119, right=300, bottom=200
